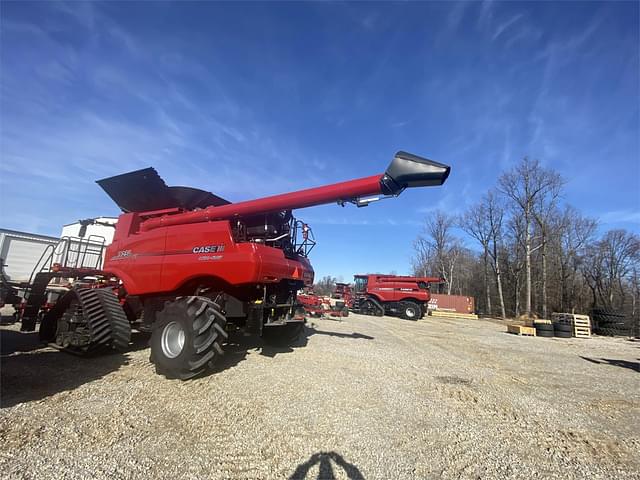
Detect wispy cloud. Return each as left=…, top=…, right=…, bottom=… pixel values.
left=599, top=209, right=640, bottom=225
left=492, top=13, right=524, bottom=41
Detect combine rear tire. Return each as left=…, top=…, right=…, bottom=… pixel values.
left=341, top=307, right=349, bottom=317
left=400, top=301, right=421, bottom=321
left=150, top=296, right=227, bottom=380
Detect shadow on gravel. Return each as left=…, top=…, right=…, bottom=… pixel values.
left=289, top=451, right=364, bottom=480
left=212, top=327, right=311, bottom=371
left=209, top=324, right=373, bottom=375
left=1, top=314, right=19, bottom=326
left=0, top=331, right=150, bottom=408
left=580, top=356, right=640, bottom=372
left=309, top=330, right=374, bottom=341
left=1, top=329, right=41, bottom=355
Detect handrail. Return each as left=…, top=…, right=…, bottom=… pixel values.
left=23, top=235, right=109, bottom=298
left=25, top=243, right=56, bottom=295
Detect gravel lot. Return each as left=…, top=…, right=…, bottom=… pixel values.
left=1, top=312, right=639, bottom=479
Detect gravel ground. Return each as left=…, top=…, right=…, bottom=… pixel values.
left=1, top=312, right=639, bottom=480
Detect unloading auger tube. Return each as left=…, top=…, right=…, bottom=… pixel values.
left=137, top=151, right=450, bottom=231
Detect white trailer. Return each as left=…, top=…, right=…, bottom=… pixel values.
left=0, top=229, right=59, bottom=283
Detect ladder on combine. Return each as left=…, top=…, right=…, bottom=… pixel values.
left=20, top=236, right=106, bottom=331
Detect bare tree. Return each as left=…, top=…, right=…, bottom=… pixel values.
left=630, top=266, right=640, bottom=336
left=498, top=157, right=564, bottom=318
left=459, top=191, right=506, bottom=317
left=486, top=191, right=507, bottom=318
left=314, top=275, right=337, bottom=296
left=459, top=202, right=492, bottom=314
left=531, top=176, right=564, bottom=318
left=582, top=230, right=640, bottom=310
left=504, top=214, right=527, bottom=317
left=555, top=206, right=597, bottom=311
left=411, top=237, right=434, bottom=278
left=414, top=211, right=461, bottom=295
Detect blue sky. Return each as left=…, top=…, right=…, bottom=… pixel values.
left=1, top=1, right=638, bottom=281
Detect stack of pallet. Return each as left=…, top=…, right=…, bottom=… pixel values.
left=506, top=324, right=536, bottom=336
left=429, top=309, right=478, bottom=320
left=551, top=313, right=591, bottom=338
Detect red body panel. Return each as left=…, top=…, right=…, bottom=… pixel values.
left=104, top=213, right=314, bottom=296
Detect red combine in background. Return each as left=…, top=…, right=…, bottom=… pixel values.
left=14, top=151, right=449, bottom=379
left=353, top=274, right=443, bottom=320
left=332, top=283, right=353, bottom=308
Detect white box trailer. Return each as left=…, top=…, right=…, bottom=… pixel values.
left=0, top=229, right=59, bottom=283
left=60, top=217, right=117, bottom=244
left=1, top=217, right=117, bottom=284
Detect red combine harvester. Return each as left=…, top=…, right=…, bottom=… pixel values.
left=21, top=151, right=449, bottom=379
left=353, top=274, right=443, bottom=320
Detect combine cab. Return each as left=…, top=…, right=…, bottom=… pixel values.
left=18, top=151, right=449, bottom=379
left=353, top=274, right=443, bottom=320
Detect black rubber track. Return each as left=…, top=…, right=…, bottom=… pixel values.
left=77, top=288, right=131, bottom=352
left=360, top=299, right=384, bottom=317
left=40, top=287, right=131, bottom=354
left=150, top=296, right=228, bottom=380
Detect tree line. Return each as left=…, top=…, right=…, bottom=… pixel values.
left=411, top=157, right=640, bottom=323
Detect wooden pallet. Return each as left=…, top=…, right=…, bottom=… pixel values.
left=551, top=313, right=591, bottom=338
left=429, top=310, right=478, bottom=320
left=507, top=324, right=536, bottom=336
left=534, top=319, right=552, bottom=325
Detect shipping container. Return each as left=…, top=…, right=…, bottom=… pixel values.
left=428, top=294, right=475, bottom=314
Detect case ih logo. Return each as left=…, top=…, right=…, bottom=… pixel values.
left=192, top=245, right=225, bottom=254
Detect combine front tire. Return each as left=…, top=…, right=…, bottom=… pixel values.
left=400, top=301, right=421, bottom=321
left=150, top=296, right=227, bottom=380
